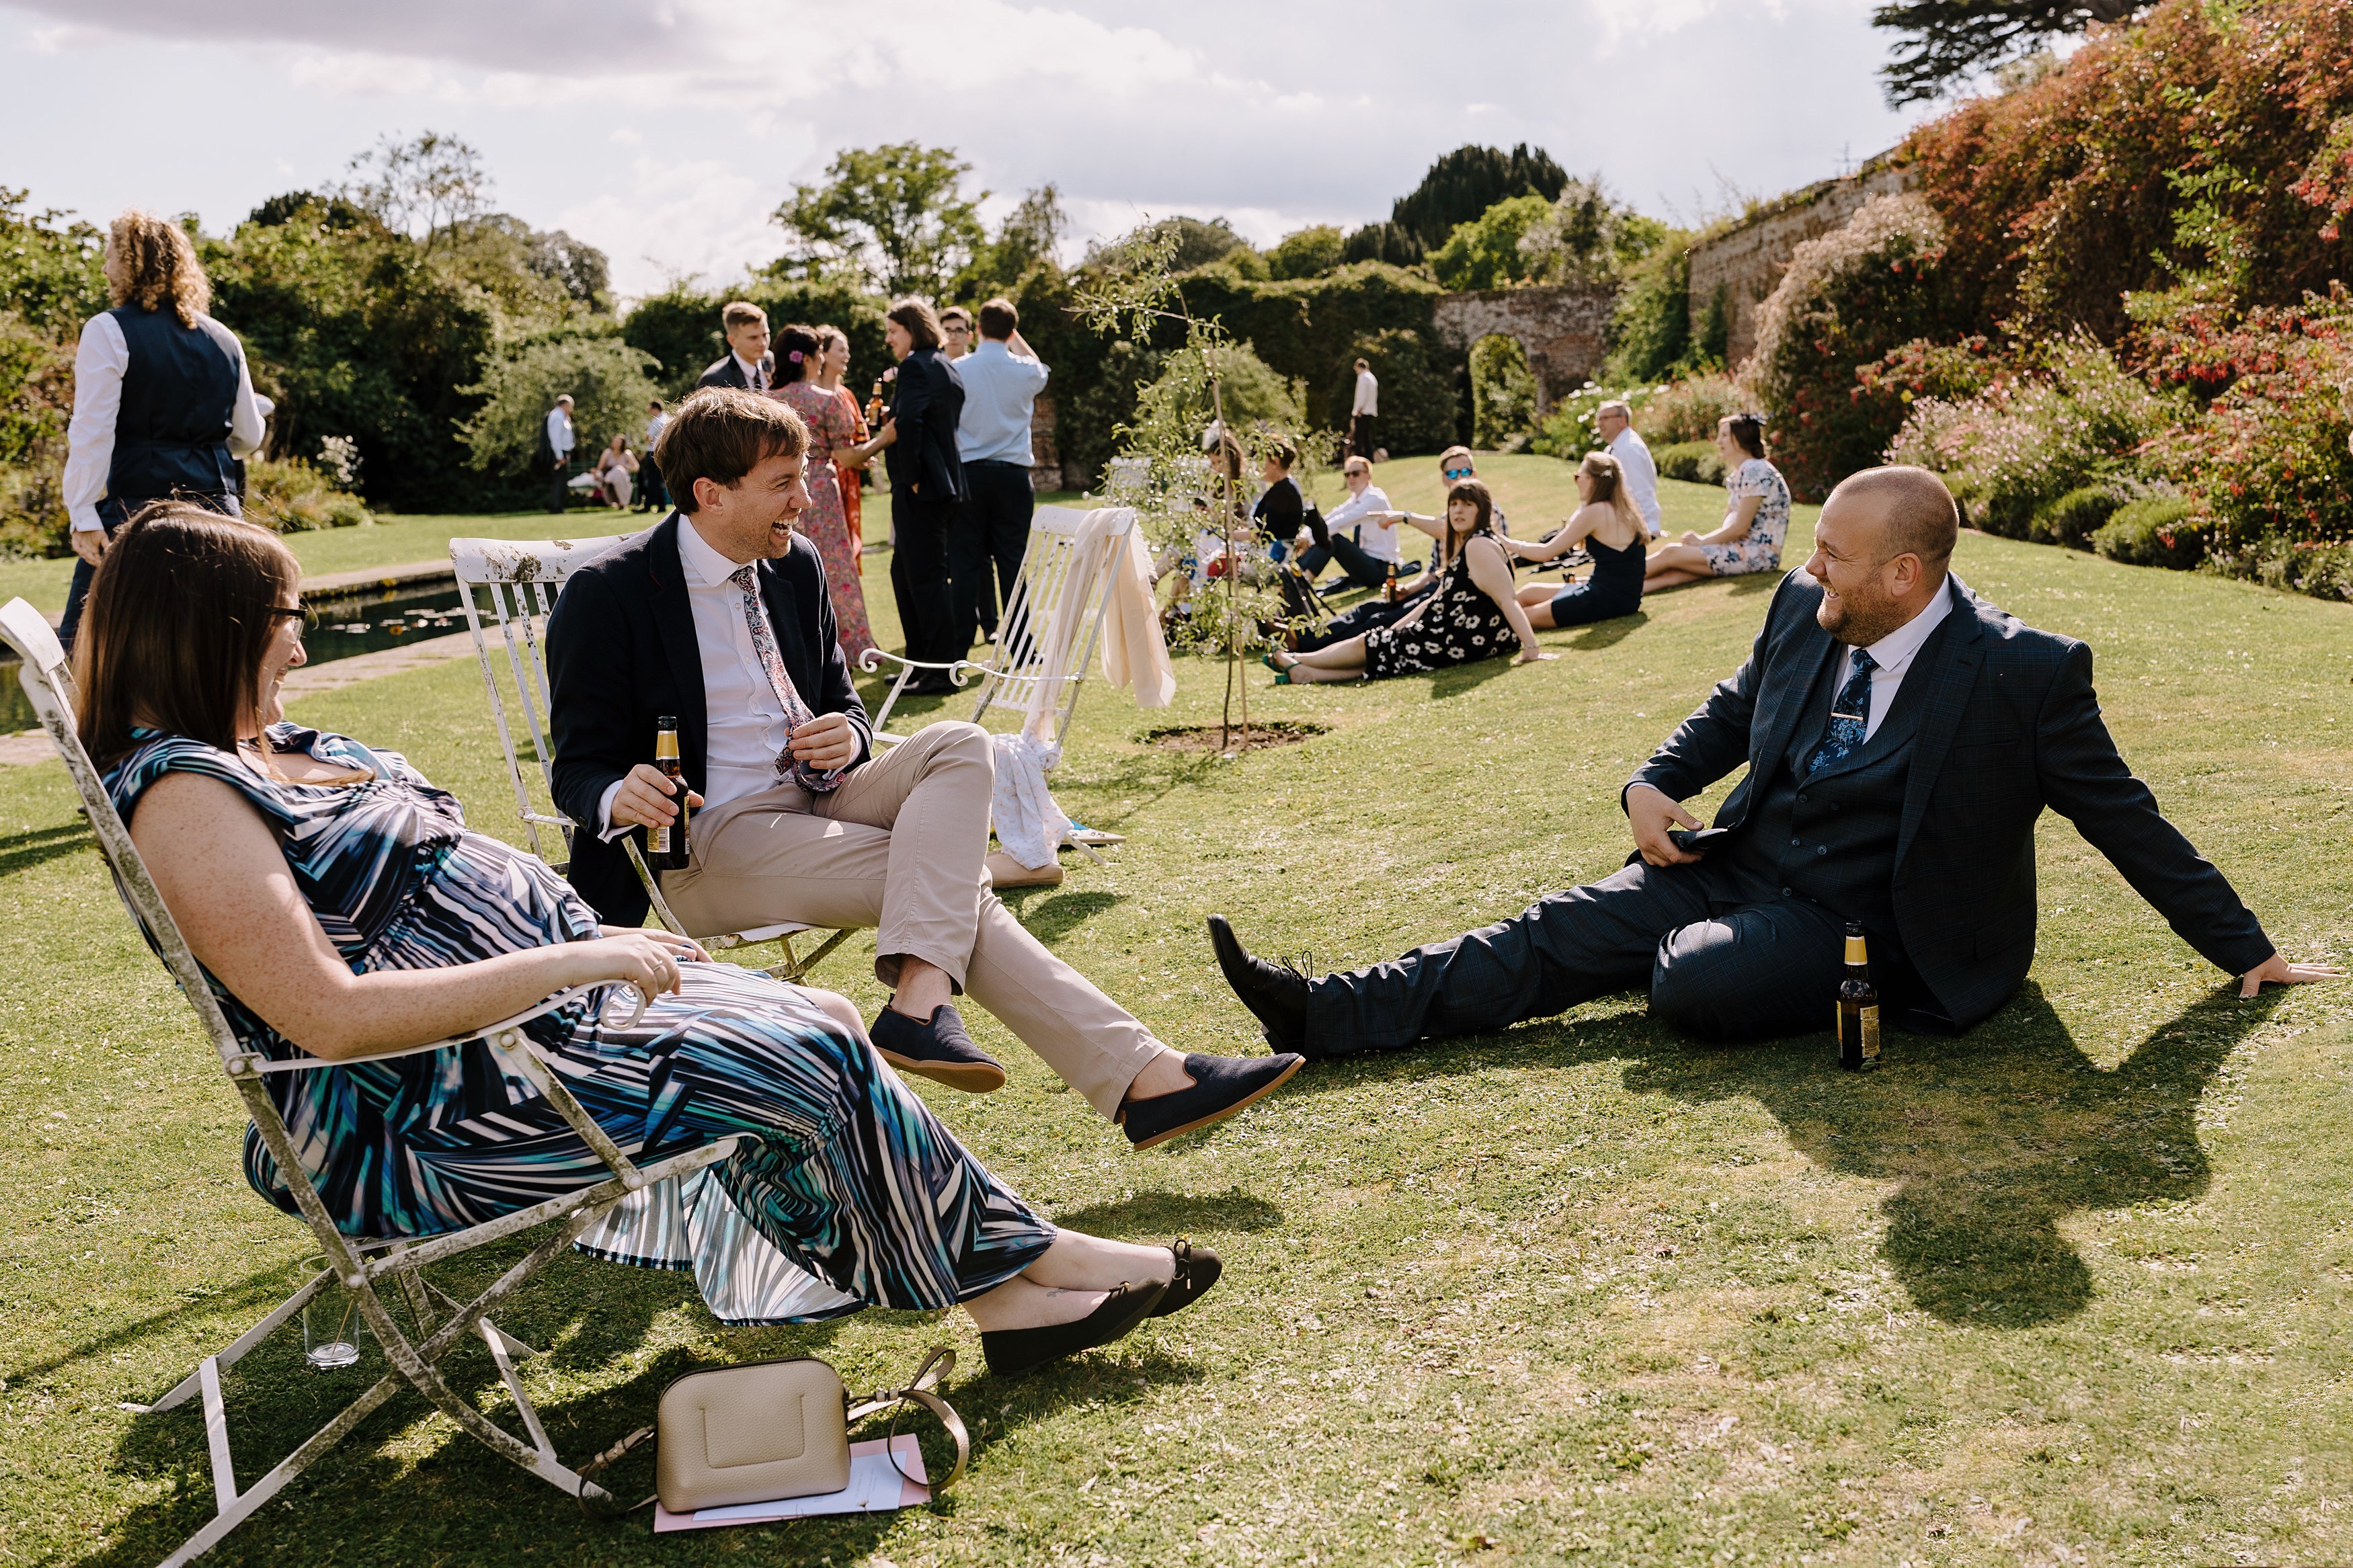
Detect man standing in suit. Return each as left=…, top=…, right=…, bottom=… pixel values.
left=547, top=387, right=1301, bottom=1149
left=873, top=298, right=965, bottom=693
left=1208, top=465, right=2338, bottom=1058
left=697, top=301, right=774, bottom=392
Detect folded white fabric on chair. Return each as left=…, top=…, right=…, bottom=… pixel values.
left=989, top=731, right=1070, bottom=870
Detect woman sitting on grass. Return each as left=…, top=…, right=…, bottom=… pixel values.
left=1269, top=480, right=1553, bottom=683
left=83, top=505, right=1216, bottom=1374
left=1511, top=450, right=1648, bottom=630
left=1641, top=412, right=1790, bottom=591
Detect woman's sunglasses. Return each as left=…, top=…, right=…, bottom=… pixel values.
left=1443, top=466, right=1474, bottom=480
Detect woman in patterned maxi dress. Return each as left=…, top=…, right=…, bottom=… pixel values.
left=814, top=325, right=871, bottom=559
left=772, top=325, right=880, bottom=663
left=83, top=505, right=1211, bottom=1366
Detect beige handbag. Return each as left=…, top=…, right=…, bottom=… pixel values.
left=577, top=1346, right=967, bottom=1516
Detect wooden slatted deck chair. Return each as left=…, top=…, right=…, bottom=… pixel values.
left=0, top=595, right=744, bottom=1567
left=859, top=505, right=1140, bottom=858
left=450, top=535, right=852, bottom=979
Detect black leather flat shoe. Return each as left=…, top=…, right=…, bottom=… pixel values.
left=869, top=1003, right=1007, bottom=1093
left=1206, top=915, right=1312, bottom=1055
left=1148, top=1239, right=1221, bottom=1318
left=982, top=1278, right=1170, bottom=1376
left=1118, top=1051, right=1303, bottom=1151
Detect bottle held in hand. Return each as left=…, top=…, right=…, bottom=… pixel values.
left=648, top=715, right=689, bottom=870
left=865, top=378, right=887, bottom=429
left=1384, top=561, right=1398, bottom=604
left=1836, top=922, right=1880, bottom=1072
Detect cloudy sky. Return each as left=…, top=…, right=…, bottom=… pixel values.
left=0, top=0, right=1935, bottom=298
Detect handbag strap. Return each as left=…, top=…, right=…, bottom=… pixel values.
left=573, top=1346, right=968, bottom=1519
left=573, top=1423, right=657, bottom=1519
left=846, top=1345, right=969, bottom=1494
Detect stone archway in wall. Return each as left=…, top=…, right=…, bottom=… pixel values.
left=1430, top=284, right=1616, bottom=423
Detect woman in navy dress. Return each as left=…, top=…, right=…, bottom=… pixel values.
left=82, top=504, right=1219, bottom=1372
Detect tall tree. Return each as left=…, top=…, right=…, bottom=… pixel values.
left=337, top=130, right=493, bottom=251
left=771, top=143, right=986, bottom=298
left=1873, top=0, right=2145, bottom=104
left=1388, top=144, right=1568, bottom=252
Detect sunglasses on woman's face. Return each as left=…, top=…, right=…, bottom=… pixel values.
left=1443, top=466, right=1474, bottom=480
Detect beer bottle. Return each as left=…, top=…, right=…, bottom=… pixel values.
left=648, top=716, right=688, bottom=870
left=865, top=378, right=887, bottom=429
left=1384, top=561, right=1399, bottom=604
left=1836, top=921, right=1880, bottom=1071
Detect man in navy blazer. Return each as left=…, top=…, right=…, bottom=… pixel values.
left=548, top=388, right=1301, bottom=1149
left=1209, top=466, right=2338, bottom=1059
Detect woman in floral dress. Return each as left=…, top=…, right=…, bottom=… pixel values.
left=813, top=325, right=871, bottom=557
left=772, top=324, right=882, bottom=663
left=1643, top=412, right=1791, bottom=591
left=1266, top=480, right=1554, bottom=682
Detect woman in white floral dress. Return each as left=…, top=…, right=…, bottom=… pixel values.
left=1642, top=413, right=1791, bottom=591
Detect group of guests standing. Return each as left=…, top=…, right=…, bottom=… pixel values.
left=539, top=294, right=1050, bottom=690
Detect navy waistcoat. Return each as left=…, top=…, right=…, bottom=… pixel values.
left=102, top=305, right=242, bottom=524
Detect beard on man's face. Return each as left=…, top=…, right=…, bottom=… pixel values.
left=1816, top=573, right=1900, bottom=645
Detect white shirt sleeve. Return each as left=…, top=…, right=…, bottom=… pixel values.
left=1352, top=372, right=1378, bottom=417
left=596, top=778, right=631, bottom=841
left=548, top=409, right=573, bottom=460
left=227, top=334, right=266, bottom=460
left=63, top=313, right=128, bottom=533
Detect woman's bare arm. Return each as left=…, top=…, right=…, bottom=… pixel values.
left=1696, top=493, right=1761, bottom=546
left=1507, top=505, right=1598, bottom=561
left=1466, top=536, right=1550, bottom=659
left=130, top=771, right=690, bottom=1060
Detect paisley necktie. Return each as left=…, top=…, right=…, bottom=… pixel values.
left=729, top=563, right=842, bottom=793
left=1805, top=647, right=1878, bottom=776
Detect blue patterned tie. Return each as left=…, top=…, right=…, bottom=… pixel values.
left=729, top=564, right=843, bottom=794
left=1806, top=647, right=1878, bottom=776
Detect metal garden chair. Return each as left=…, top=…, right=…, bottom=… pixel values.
left=860, top=505, right=1138, bottom=857
left=0, top=595, right=743, bottom=1567
left=449, top=535, right=852, bottom=980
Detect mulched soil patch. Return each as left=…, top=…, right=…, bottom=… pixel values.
left=1142, top=720, right=1328, bottom=755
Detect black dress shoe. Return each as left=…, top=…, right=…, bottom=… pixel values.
left=869, top=1003, right=1007, bottom=1093
left=982, top=1278, right=1169, bottom=1375
left=1148, top=1239, right=1221, bottom=1318
left=1205, top=914, right=1312, bottom=1055
left=1118, top=1051, right=1303, bottom=1151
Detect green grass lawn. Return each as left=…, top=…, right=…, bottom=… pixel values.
left=2, top=454, right=2349, bottom=1565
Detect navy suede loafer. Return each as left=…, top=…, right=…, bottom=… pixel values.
left=1118, top=1051, right=1303, bottom=1151
left=869, top=1003, right=1008, bottom=1094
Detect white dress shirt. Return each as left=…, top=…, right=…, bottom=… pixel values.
left=1324, top=483, right=1399, bottom=563
left=596, top=517, right=793, bottom=836
left=1607, top=427, right=1663, bottom=537
left=646, top=411, right=670, bottom=450
left=954, top=339, right=1050, bottom=464
left=546, top=407, right=574, bottom=462
left=1352, top=369, right=1378, bottom=418
left=734, top=352, right=767, bottom=392
left=63, top=312, right=267, bottom=533
left=1841, top=579, right=1956, bottom=741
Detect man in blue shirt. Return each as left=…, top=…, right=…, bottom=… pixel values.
left=949, top=297, right=1049, bottom=651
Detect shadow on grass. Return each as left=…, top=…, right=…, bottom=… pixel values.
left=0, top=820, right=93, bottom=880
left=1426, top=655, right=1519, bottom=702
left=1283, top=979, right=2274, bottom=1329
left=1051, top=1186, right=1283, bottom=1238
left=1005, top=888, right=1127, bottom=944
left=1565, top=611, right=1650, bottom=652
left=84, top=1235, right=1197, bottom=1568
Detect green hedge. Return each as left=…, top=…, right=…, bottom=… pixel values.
left=623, top=281, right=888, bottom=401
left=2093, top=497, right=2204, bottom=569
left=1654, top=440, right=1726, bottom=486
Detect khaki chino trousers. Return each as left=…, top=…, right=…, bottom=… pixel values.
left=661, top=720, right=1160, bottom=1117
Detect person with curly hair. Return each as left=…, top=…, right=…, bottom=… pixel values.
left=59, top=209, right=268, bottom=649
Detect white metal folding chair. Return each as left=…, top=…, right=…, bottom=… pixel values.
left=861, top=504, right=1135, bottom=751
left=450, top=536, right=852, bottom=979
left=0, top=596, right=743, bottom=1567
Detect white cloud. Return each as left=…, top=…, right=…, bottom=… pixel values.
left=290, top=50, right=436, bottom=96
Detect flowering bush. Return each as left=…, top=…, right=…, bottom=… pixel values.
left=2093, top=497, right=2204, bottom=570
left=1743, top=194, right=1962, bottom=501
left=246, top=456, right=375, bottom=532
left=1469, top=335, right=1538, bottom=450
left=1636, top=373, right=1745, bottom=445
left=1531, top=382, right=1641, bottom=458
left=1886, top=335, right=2184, bottom=538
left=2135, top=285, right=2353, bottom=593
